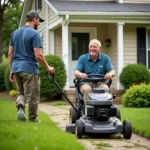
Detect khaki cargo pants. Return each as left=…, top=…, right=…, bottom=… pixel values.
left=14, top=72, right=40, bottom=121
left=80, top=83, right=109, bottom=104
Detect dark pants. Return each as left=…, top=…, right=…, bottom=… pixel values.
left=14, top=72, right=40, bottom=120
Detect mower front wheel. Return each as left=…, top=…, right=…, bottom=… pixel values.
left=69, top=107, right=78, bottom=123
left=75, top=120, right=84, bottom=139
left=123, top=120, right=132, bottom=139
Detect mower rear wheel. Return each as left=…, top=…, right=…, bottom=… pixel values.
left=123, top=120, right=132, bottom=139
left=69, top=107, right=78, bottom=123
left=75, top=120, right=84, bottom=139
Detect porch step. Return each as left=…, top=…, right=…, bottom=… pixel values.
left=63, top=89, right=124, bottom=105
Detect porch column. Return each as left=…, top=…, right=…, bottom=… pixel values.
left=117, top=22, right=124, bottom=90
left=62, top=16, right=69, bottom=89
left=50, top=31, right=55, bottom=55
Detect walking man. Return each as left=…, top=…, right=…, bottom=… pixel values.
left=8, top=10, right=54, bottom=122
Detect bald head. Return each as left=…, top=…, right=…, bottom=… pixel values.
left=89, top=39, right=101, bottom=48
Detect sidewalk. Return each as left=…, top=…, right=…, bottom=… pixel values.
left=39, top=102, right=150, bottom=150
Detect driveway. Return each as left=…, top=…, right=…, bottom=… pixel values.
left=39, top=102, right=150, bottom=150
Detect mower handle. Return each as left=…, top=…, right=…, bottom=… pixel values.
left=46, top=71, right=54, bottom=80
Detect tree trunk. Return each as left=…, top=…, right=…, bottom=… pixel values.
left=0, top=10, right=4, bottom=63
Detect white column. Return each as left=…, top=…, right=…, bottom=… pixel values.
left=118, top=0, right=123, bottom=3
left=62, top=19, right=69, bottom=89
left=45, top=4, right=49, bottom=55
left=117, top=22, right=124, bottom=90
left=50, top=31, right=55, bottom=55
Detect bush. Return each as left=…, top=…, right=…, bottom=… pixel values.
left=4, top=65, right=16, bottom=91
left=0, top=63, right=8, bottom=91
left=9, top=90, right=17, bottom=97
left=39, top=55, right=67, bottom=99
left=122, top=84, right=150, bottom=108
left=119, top=64, right=150, bottom=89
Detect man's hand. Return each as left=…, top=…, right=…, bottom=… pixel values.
left=80, top=73, right=88, bottom=79
left=47, top=66, right=55, bottom=74
left=9, top=73, right=15, bottom=82
left=104, top=73, right=112, bottom=80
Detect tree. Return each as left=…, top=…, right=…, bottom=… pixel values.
left=0, top=0, right=23, bottom=63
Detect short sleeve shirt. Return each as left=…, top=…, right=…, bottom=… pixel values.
left=10, top=25, right=42, bottom=74
left=75, top=53, right=114, bottom=75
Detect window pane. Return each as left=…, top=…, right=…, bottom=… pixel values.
left=72, top=33, right=89, bottom=60
left=148, top=30, right=150, bottom=49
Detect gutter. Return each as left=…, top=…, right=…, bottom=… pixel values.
left=58, top=11, right=150, bottom=16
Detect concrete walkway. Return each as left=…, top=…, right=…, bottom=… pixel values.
left=39, top=102, right=150, bottom=150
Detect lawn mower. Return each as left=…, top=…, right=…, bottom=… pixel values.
left=46, top=72, right=132, bottom=139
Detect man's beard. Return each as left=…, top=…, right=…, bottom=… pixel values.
left=34, top=24, right=38, bottom=30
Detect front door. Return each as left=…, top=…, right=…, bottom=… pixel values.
left=69, top=27, right=97, bottom=87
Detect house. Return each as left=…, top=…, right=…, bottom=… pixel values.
left=20, top=0, right=150, bottom=91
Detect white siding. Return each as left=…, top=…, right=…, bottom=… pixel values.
left=48, top=7, right=59, bottom=26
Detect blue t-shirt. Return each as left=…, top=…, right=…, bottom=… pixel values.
left=75, top=53, right=114, bottom=75
left=10, top=25, right=42, bottom=74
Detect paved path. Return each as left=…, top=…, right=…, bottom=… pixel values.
left=39, top=102, right=150, bottom=150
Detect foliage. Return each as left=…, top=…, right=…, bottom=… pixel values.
left=9, top=90, right=17, bottom=97
left=122, top=84, right=150, bottom=108
left=119, top=64, right=150, bottom=89
left=0, top=0, right=23, bottom=63
left=2, top=3, right=23, bottom=56
left=4, top=65, right=16, bottom=91
left=39, top=55, right=67, bottom=99
left=0, top=63, right=8, bottom=91
left=0, top=99, right=85, bottom=150
left=120, top=107, right=150, bottom=139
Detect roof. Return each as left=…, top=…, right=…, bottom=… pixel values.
left=48, top=0, right=150, bottom=13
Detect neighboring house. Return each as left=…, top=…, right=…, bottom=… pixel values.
left=20, top=0, right=150, bottom=90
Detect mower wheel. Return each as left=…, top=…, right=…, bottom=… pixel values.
left=123, top=120, right=132, bottom=139
left=69, top=107, right=78, bottom=123
left=75, top=120, right=84, bottom=139
left=116, top=108, right=121, bottom=120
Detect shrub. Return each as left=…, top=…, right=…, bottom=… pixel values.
left=0, top=63, right=8, bottom=91
left=122, top=84, right=150, bottom=107
left=39, top=55, right=67, bottom=99
left=9, top=90, right=17, bottom=97
left=4, top=65, right=16, bottom=91
left=119, top=64, right=150, bottom=89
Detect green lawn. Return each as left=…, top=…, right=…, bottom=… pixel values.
left=0, top=99, right=85, bottom=150
left=120, top=106, right=150, bottom=139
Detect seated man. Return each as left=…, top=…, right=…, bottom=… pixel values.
left=74, top=39, right=115, bottom=104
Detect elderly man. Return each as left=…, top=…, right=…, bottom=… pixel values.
left=74, top=39, right=115, bottom=104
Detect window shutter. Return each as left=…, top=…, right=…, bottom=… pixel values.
left=137, top=28, right=146, bottom=65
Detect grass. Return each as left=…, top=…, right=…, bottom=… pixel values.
left=119, top=106, right=150, bottom=139
left=95, top=141, right=112, bottom=148
left=49, top=101, right=68, bottom=106
left=0, top=99, right=85, bottom=150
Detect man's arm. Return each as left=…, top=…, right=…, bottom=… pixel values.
left=34, top=48, right=54, bottom=73
left=74, top=70, right=87, bottom=79
left=8, top=46, right=15, bottom=82
left=105, top=69, right=115, bottom=80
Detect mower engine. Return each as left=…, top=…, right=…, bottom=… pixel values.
left=85, top=88, right=113, bottom=121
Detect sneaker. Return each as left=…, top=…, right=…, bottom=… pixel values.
left=17, top=105, right=26, bottom=121
left=29, top=120, right=41, bottom=123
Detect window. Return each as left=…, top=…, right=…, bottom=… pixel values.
left=35, top=0, right=42, bottom=11
left=72, top=33, right=89, bottom=60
